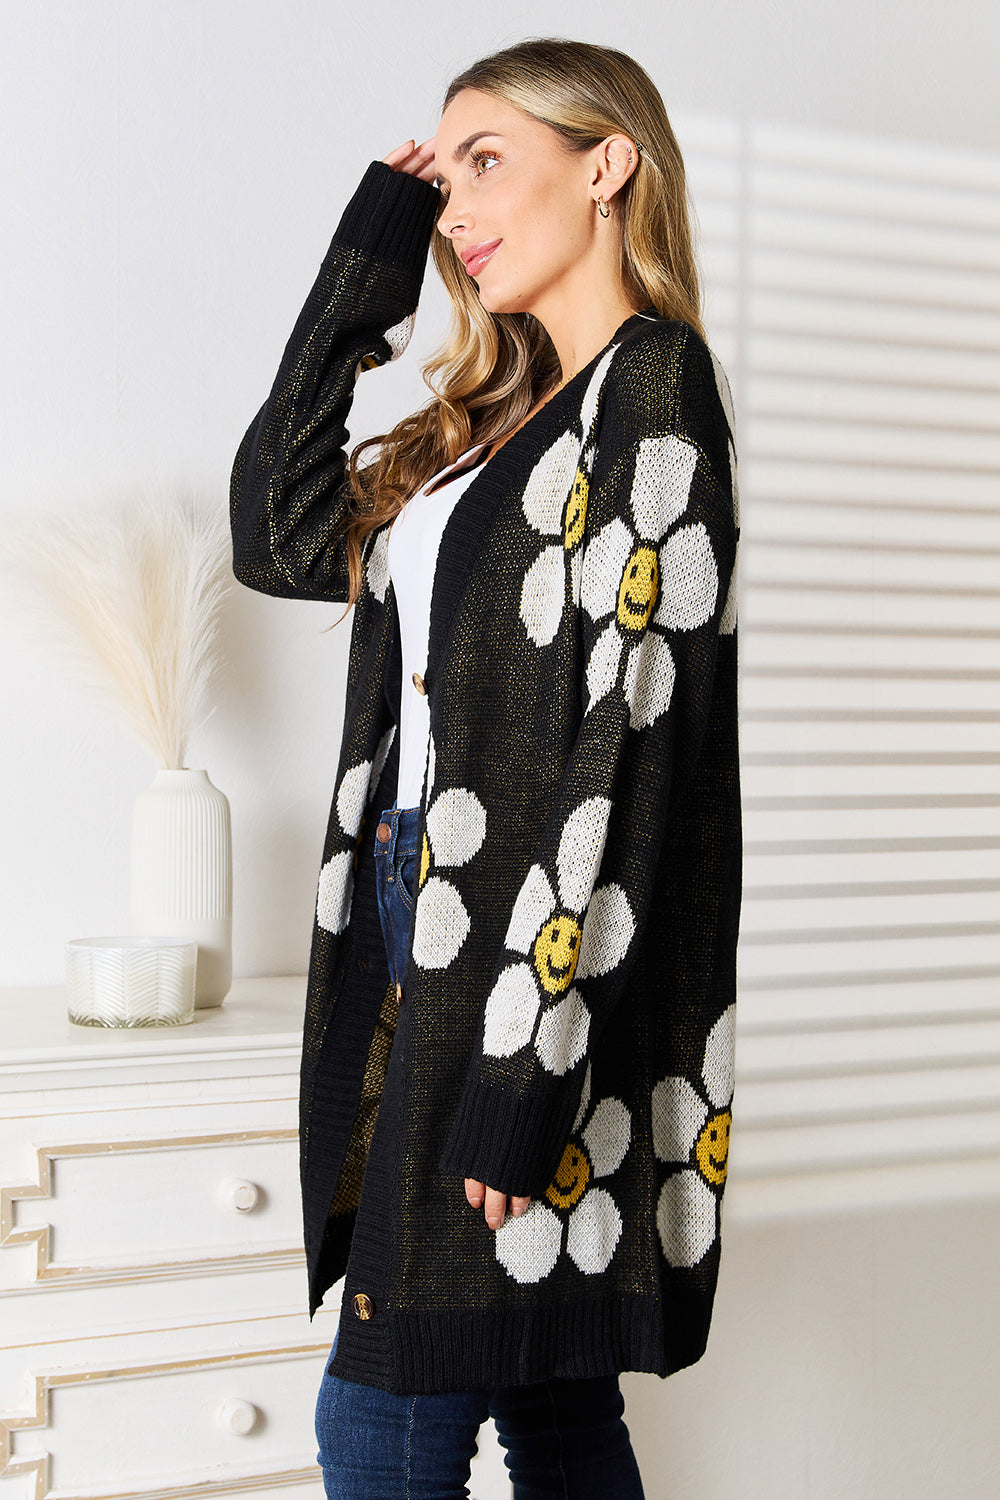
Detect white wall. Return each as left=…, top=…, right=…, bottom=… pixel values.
left=1, top=4, right=998, bottom=1497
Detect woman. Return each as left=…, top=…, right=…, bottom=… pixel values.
left=230, top=36, right=741, bottom=1500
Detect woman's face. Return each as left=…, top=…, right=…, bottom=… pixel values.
left=432, top=88, right=601, bottom=319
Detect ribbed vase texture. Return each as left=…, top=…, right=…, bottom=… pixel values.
left=130, top=768, right=233, bottom=1007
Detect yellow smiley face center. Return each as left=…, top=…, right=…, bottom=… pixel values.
left=616, top=545, right=660, bottom=632
left=695, top=1110, right=731, bottom=1186
left=419, top=831, right=431, bottom=889
left=564, top=468, right=589, bottom=550
left=533, top=913, right=582, bottom=996
left=545, top=1141, right=592, bottom=1209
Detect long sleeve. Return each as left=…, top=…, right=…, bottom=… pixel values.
left=229, top=160, right=441, bottom=602
left=438, top=322, right=740, bottom=1196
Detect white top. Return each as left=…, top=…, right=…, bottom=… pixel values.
left=387, top=443, right=490, bottom=809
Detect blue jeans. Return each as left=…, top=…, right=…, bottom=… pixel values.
left=314, top=801, right=645, bottom=1498
left=315, top=1326, right=646, bottom=1499
left=372, top=801, right=420, bottom=1001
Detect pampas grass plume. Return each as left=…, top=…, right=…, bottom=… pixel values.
left=0, top=489, right=231, bottom=770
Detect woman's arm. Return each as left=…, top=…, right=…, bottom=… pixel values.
left=229, top=144, right=440, bottom=602
left=441, top=321, right=741, bottom=1200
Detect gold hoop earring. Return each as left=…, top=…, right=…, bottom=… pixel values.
left=596, top=196, right=610, bottom=219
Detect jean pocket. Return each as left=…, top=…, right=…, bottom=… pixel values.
left=397, top=851, right=417, bottom=912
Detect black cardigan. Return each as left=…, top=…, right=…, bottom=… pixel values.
left=230, top=159, right=742, bottom=1394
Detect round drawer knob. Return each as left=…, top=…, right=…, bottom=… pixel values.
left=215, top=1398, right=258, bottom=1435
left=224, top=1179, right=260, bottom=1213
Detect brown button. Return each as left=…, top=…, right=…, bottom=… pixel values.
left=353, top=1292, right=374, bottom=1320
left=412, top=672, right=426, bottom=695
left=376, top=821, right=391, bottom=842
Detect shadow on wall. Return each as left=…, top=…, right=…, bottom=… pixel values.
left=601, top=111, right=1000, bottom=1500
left=676, top=110, right=1000, bottom=1223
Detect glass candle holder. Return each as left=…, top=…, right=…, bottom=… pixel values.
left=66, top=936, right=197, bottom=1027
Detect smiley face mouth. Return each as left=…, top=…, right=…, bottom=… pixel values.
left=623, top=593, right=652, bottom=619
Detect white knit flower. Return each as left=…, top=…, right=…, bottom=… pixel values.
left=481, top=796, right=635, bottom=1076
left=517, top=347, right=621, bottom=649
left=411, top=730, right=487, bottom=970
left=518, top=431, right=588, bottom=648
left=316, top=726, right=395, bottom=934
left=495, top=1061, right=631, bottom=1283
left=580, top=435, right=719, bottom=729
left=364, top=524, right=390, bottom=604
left=353, top=313, right=417, bottom=380
left=652, top=1004, right=735, bottom=1268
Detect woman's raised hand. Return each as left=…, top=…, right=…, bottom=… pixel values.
left=382, top=137, right=437, bottom=184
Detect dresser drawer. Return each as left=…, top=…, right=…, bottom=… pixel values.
left=5, top=1334, right=329, bottom=1499
left=6, top=1130, right=300, bottom=1283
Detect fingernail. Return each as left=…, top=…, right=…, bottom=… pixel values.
left=511, top=1203, right=526, bottom=1217
left=487, top=1215, right=502, bottom=1230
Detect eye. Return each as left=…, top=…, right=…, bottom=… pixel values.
left=469, top=148, right=501, bottom=178
left=435, top=149, right=501, bottom=205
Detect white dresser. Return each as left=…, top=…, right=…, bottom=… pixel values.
left=0, top=978, right=510, bottom=1500
left=0, top=977, right=335, bottom=1499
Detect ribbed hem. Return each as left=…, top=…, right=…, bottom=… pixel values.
left=335, top=158, right=440, bottom=269
left=438, top=1073, right=581, bottom=1198
left=331, top=1295, right=676, bottom=1394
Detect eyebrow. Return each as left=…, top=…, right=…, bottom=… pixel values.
left=433, top=132, right=504, bottom=190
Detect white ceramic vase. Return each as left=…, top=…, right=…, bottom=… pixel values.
left=130, top=768, right=233, bottom=1008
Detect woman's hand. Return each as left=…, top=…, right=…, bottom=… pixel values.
left=382, top=137, right=437, bottom=184
left=465, top=1178, right=531, bottom=1230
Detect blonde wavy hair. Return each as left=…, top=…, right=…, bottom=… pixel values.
left=332, top=36, right=703, bottom=615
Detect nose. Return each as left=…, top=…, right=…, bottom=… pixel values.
left=436, top=193, right=473, bottom=240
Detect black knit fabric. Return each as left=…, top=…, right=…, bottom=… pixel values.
left=230, top=159, right=742, bottom=1395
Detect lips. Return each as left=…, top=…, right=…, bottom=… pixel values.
left=460, top=240, right=502, bottom=276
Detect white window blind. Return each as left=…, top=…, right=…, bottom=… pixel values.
left=676, top=114, right=1000, bottom=1216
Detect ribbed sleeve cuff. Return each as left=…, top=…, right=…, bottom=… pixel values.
left=334, top=159, right=441, bottom=270
left=438, top=1076, right=581, bottom=1199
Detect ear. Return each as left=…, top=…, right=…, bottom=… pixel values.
left=589, top=134, right=640, bottom=208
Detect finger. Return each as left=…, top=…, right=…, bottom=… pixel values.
left=510, top=1195, right=531, bottom=1217
left=382, top=138, right=436, bottom=178
left=465, top=1177, right=485, bottom=1209
left=409, top=139, right=438, bottom=184
left=484, top=1185, right=507, bottom=1231
left=381, top=138, right=417, bottom=168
